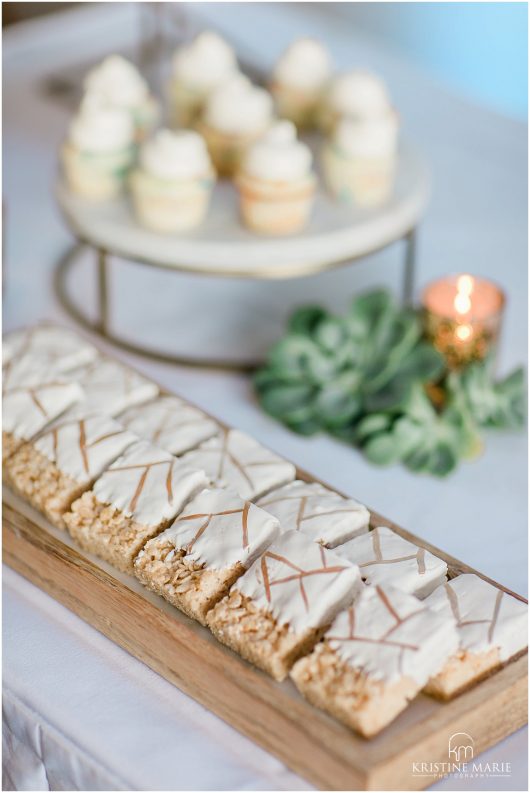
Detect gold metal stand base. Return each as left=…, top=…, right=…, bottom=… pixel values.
left=54, top=232, right=417, bottom=374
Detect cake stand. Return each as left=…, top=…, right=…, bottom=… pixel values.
left=55, top=142, right=430, bottom=372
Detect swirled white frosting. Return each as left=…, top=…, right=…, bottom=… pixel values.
left=242, top=121, right=312, bottom=181
left=204, top=75, right=273, bottom=135
left=140, top=129, right=213, bottom=180
left=69, top=94, right=134, bottom=152
left=172, top=31, right=238, bottom=91
left=333, top=112, right=398, bottom=159
left=273, top=38, right=332, bottom=90
left=84, top=54, right=149, bottom=108
left=328, top=70, right=391, bottom=120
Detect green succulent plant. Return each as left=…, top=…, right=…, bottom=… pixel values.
left=254, top=289, right=526, bottom=477
left=256, top=290, right=445, bottom=435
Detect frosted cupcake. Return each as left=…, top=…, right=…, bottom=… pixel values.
left=322, top=112, right=399, bottom=207
left=319, top=69, right=391, bottom=133
left=62, top=94, right=136, bottom=200
left=197, top=75, right=274, bottom=177
left=84, top=55, right=159, bottom=141
left=169, top=31, right=239, bottom=128
left=270, top=38, right=332, bottom=129
left=130, top=129, right=215, bottom=233
left=236, top=121, right=316, bottom=235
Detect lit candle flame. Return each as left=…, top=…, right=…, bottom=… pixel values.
left=455, top=324, right=472, bottom=341
left=454, top=274, right=474, bottom=315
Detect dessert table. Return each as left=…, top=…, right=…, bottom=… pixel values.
left=3, top=4, right=527, bottom=791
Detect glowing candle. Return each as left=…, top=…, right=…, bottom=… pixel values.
left=422, top=274, right=505, bottom=369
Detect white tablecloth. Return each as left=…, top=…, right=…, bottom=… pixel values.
left=3, top=4, right=527, bottom=790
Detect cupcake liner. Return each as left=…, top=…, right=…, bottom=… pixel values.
left=236, top=171, right=316, bottom=235
left=130, top=169, right=214, bottom=232
left=62, top=142, right=135, bottom=201
left=322, top=143, right=395, bottom=208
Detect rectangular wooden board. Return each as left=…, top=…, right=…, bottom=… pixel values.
left=2, top=343, right=528, bottom=790
left=3, top=491, right=527, bottom=791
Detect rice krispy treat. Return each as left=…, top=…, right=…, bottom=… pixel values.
left=207, top=531, right=362, bottom=680
left=3, top=324, right=98, bottom=370
left=63, top=356, right=159, bottom=418
left=337, top=526, right=447, bottom=598
left=181, top=428, right=296, bottom=501
left=64, top=440, right=208, bottom=573
left=118, top=395, right=220, bottom=456
left=423, top=574, right=528, bottom=700
left=6, top=415, right=137, bottom=528
left=291, top=584, right=459, bottom=737
left=3, top=379, right=83, bottom=462
left=135, top=488, right=279, bottom=625
left=257, top=480, right=369, bottom=548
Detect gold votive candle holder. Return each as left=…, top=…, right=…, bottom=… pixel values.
left=422, top=274, right=505, bottom=369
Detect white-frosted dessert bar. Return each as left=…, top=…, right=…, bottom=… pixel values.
left=291, top=584, right=459, bottom=737
left=65, top=357, right=159, bottom=417
left=64, top=439, right=208, bottom=573
left=207, top=530, right=362, bottom=680
left=6, top=414, right=137, bottom=528
left=3, top=377, right=83, bottom=461
left=135, top=487, right=280, bottom=625
left=119, top=395, right=220, bottom=455
left=257, top=480, right=369, bottom=548
left=181, top=428, right=296, bottom=500
left=423, top=574, right=528, bottom=698
left=337, top=526, right=447, bottom=598
left=3, top=324, right=98, bottom=371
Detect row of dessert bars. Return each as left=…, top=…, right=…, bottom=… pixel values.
left=3, top=324, right=527, bottom=738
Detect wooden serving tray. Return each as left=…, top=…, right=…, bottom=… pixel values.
left=3, top=362, right=528, bottom=791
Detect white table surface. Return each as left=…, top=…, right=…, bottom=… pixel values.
left=3, top=4, right=527, bottom=791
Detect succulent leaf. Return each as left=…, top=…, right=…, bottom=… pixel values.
left=259, top=382, right=317, bottom=424
left=313, top=371, right=363, bottom=428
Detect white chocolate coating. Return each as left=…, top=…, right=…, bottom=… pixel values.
left=66, top=358, right=159, bottom=417
left=34, top=414, right=137, bottom=485
left=257, top=480, right=369, bottom=548
left=118, top=396, right=219, bottom=456
left=181, top=428, right=296, bottom=501
left=333, top=112, right=398, bottom=160
left=273, top=38, right=331, bottom=91
left=237, top=530, right=362, bottom=633
left=3, top=325, right=98, bottom=371
left=327, top=584, right=459, bottom=685
left=140, top=129, right=213, bottom=181
left=424, top=574, right=528, bottom=662
left=242, top=121, right=313, bottom=182
left=3, top=380, right=83, bottom=441
left=172, top=31, right=238, bottom=92
left=69, top=93, right=135, bottom=153
left=3, top=357, right=64, bottom=392
left=158, top=487, right=280, bottom=571
left=84, top=55, right=149, bottom=109
left=337, top=527, right=447, bottom=598
left=327, top=70, right=391, bottom=120
left=93, top=439, right=208, bottom=528
left=204, top=75, right=273, bottom=135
